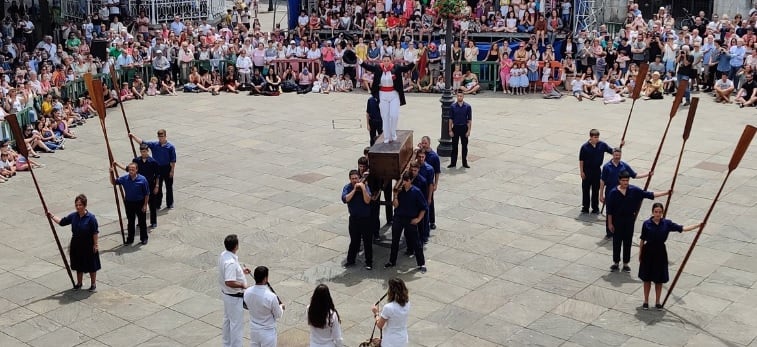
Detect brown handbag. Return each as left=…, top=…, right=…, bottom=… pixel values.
left=358, top=292, right=388, bottom=347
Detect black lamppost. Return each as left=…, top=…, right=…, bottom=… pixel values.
left=268, top=0, right=274, bottom=12
left=436, top=16, right=454, bottom=157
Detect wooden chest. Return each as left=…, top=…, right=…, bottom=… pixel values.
left=368, top=130, right=414, bottom=181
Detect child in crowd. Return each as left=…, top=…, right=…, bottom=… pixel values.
left=147, top=77, right=159, bottom=96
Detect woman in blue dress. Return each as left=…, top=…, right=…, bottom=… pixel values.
left=48, top=194, right=102, bottom=292
left=638, top=203, right=701, bottom=310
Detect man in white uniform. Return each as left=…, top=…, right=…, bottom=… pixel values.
left=244, top=266, right=285, bottom=347
left=218, top=235, right=251, bottom=347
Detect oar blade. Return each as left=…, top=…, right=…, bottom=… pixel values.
left=728, top=125, right=756, bottom=171
left=683, top=97, right=698, bottom=140
left=632, top=63, right=649, bottom=100
left=91, top=80, right=108, bottom=121
left=109, top=65, right=122, bottom=93
left=670, top=79, right=688, bottom=118
left=5, top=114, right=29, bottom=158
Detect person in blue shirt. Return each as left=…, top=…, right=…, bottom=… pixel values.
left=130, top=129, right=177, bottom=209
left=419, top=136, right=441, bottom=230
left=579, top=129, right=618, bottom=214
left=638, top=203, right=701, bottom=310
left=415, top=150, right=434, bottom=243
left=606, top=171, right=670, bottom=273
left=365, top=95, right=382, bottom=146
left=448, top=91, right=472, bottom=168
left=386, top=171, right=428, bottom=273
left=599, top=147, right=651, bottom=238
left=48, top=194, right=101, bottom=292
left=115, top=144, right=160, bottom=228
left=110, top=162, right=150, bottom=245
left=341, top=169, right=373, bottom=270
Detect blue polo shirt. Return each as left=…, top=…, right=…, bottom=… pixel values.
left=145, top=140, right=177, bottom=166
left=366, top=96, right=381, bottom=122
left=419, top=162, right=435, bottom=186
left=116, top=174, right=150, bottom=202
left=450, top=101, right=472, bottom=126
left=601, top=160, right=637, bottom=194
left=425, top=150, right=441, bottom=174
left=412, top=174, right=428, bottom=199
left=132, top=156, right=160, bottom=185
left=579, top=141, right=613, bottom=174
left=341, top=183, right=372, bottom=217
left=394, top=185, right=428, bottom=218
left=606, top=185, right=654, bottom=220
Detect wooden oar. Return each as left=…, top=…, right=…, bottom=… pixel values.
left=109, top=65, right=137, bottom=158
left=663, top=125, right=756, bottom=307
left=6, top=114, right=76, bottom=288
left=663, top=98, right=698, bottom=218
left=642, top=79, right=688, bottom=191
left=619, top=63, right=649, bottom=148
left=85, top=74, right=127, bottom=244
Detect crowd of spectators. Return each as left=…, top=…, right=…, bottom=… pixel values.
left=5, top=0, right=757, bottom=184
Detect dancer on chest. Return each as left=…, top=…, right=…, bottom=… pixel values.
left=360, top=55, right=416, bottom=143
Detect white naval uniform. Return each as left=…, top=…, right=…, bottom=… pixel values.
left=379, top=71, right=400, bottom=143
left=244, top=284, right=284, bottom=347
left=218, top=250, right=248, bottom=347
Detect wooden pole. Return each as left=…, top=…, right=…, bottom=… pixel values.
left=619, top=63, right=649, bottom=148
left=663, top=125, right=756, bottom=307
left=663, top=98, right=698, bottom=218
left=642, top=79, right=689, bottom=191
left=85, top=74, right=127, bottom=244
left=5, top=115, right=76, bottom=288
left=109, top=65, right=137, bottom=158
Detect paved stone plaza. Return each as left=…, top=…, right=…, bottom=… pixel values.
left=1, top=88, right=756, bottom=347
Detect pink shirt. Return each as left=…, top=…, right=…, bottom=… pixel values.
left=321, top=47, right=335, bottom=62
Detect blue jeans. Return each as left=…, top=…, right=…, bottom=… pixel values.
left=518, top=25, right=534, bottom=33
left=729, top=66, right=740, bottom=83
left=677, top=74, right=691, bottom=103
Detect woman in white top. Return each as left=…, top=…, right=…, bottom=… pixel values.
left=371, top=278, right=410, bottom=347
left=308, top=284, right=343, bottom=347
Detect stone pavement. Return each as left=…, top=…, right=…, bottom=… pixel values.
left=1, top=88, right=756, bottom=347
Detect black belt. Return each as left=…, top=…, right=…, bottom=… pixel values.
left=223, top=292, right=244, bottom=298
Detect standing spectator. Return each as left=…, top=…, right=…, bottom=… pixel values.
left=676, top=49, right=695, bottom=106
left=110, top=162, right=150, bottom=245
left=243, top=266, right=285, bottom=347
left=47, top=194, right=101, bottom=292
left=218, top=234, right=251, bottom=347
left=606, top=171, right=670, bottom=273
left=447, top=91, right=472, bottom=168
left=236, top=50, right=253, bottom=86
left=307, top=284, right=343, bottom=347
left=107, top=0, right=121, bottom=22
left=129, top=129, right=177, bottom=209
left=729, top=38, right=747, bottom=81
left=370, top=278, right=410, bottom=347
left=170, top=16, right=185, bottom=36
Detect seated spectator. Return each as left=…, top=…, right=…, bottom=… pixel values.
left=23, top=124, right=55, bottom=153
left=0, top=151, right=16, bottom=180
left=543, top=76, right=562, bottom=99
left=147, top=77, right=159, bottom=96
left=416, top=68, right=432, bottom=92
left=132, top=76, right=146, bottom=99
left=643, top=71, right=664, bottom=100
left=161, top=75, right=178, bottom=96
left=265, top=70, right=282, bottom=94
left=713, top=73, right=735, bottom=104
left=362, top=70, right=374, bottom=91
left=460, top=70, right=481, bottom=94
left=298, top=67, right=314, bottom=93
left=335, top=75, right=353, bottom=92
left=248, top=69, right=267, bottom=95
left=518, top=12, right=535, bottom=33
left=736, top=73, right=757, bottom=107
left=35, top=119, right=64, bottom=151
left=600, top=76, right=625, bottom=104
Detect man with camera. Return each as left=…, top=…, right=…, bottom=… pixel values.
left=342, top=169, right=373, bottom=270
left=676, top=47, right=695, bottom=107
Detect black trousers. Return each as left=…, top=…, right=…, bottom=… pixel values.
left=347, top=215, right=372, bottom=266
left=368, top=120, right=383, bottom=146
left=125, top=200, right=148, bottom=243
left=429, top=199, right=435, bottom=224
left=370, top=200, right=381, bottom=239
left=389, top=217, right=424, bottom=267
left=450, top=125, right=469, bottom=166
left=581, top=172, right=600, bottom=211
left=157, top=165, right=174, bottom=208
left=148, top=189, right=159, bottom=225
left=612, top=217, right=635, bottom=264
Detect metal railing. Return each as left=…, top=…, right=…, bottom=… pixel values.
left=60, top=0, right=226, bottom=23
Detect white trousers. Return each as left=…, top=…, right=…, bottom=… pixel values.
left=251, top=328, right=277, bottom=347
left=379, top=90, right=400, bottom=143
left=221, top=295, right=245, bottom=347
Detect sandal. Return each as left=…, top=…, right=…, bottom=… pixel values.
left=31, top=154, right=40, bottom=158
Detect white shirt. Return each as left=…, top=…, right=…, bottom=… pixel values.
left=108, top=0, right=120, bottom=14
left=308, top=309, right=343, bottom=347
left=217, top=250, right=246, bottom=295
left=236, top=56, right=253, bottom=72
left=715, top=78, right=733, bottom=90
left=243, top=285, right=283, bottom=330
left=380, top=302, right=409, bottom=347
left=380, top=71, right=394, bottom=87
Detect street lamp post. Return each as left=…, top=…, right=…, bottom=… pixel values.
left=436, top=16, right=454, bottom=157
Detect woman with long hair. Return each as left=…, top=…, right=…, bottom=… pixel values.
left=307, top=284, right=343, bottom=347
left=371, top=278, right=410, bottom=347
